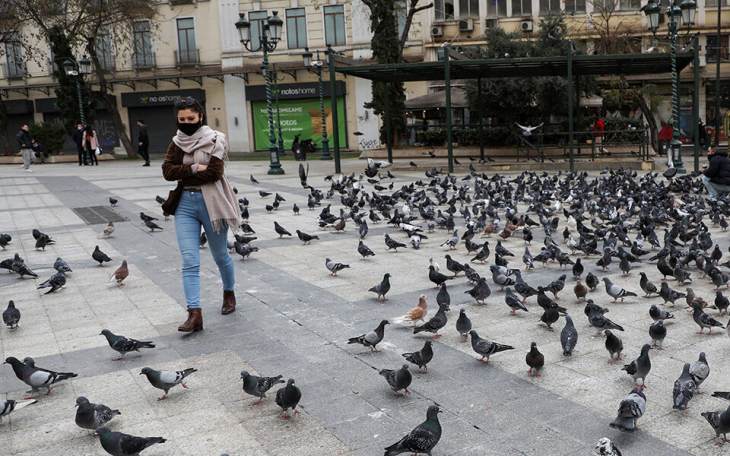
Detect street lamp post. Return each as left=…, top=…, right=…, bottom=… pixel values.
left=236, top=11, right=285, bottom=175
left=302, top=48, right=331, bottom=160
left=272, top=67, right=285, bottom=157
left=643, top=0, right=696, bottom=174
left=62, top=55, right=92, bottom=125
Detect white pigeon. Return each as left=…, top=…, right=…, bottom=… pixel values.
left=515, top=122, right=544, bottom=136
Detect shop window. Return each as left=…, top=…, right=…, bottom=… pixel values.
left=539, top=0, right=561, bottom=15
left=132, top=21, right=154, bottom=68
left=707, top=35, right=729, bottom=62
left=487, top=0, right=507, bottom=17
left=460, top=0, right=480, bottom=18
left=435, top=0, right=455, bottom=20
left=324, top=5, right=346, bottom=46
left=565, top=0, right=586, bottom=14
left=176, top=18, right=197, bottom=64
left=286, top=8, right=308, bottom=49
left=706, top=0, right=730, bottom=7
left=248, top=11, right=268, bottom=52
left=512, top=0, right=532, bottom=16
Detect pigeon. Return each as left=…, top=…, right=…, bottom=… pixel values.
left=275, top=378, right=301, bottom=419
left=379, top=364, right=412, bottom=395
left=465, top=277, right=491, bottom=304
left=102, top=222, right=115, bottom=238
left=586, top=272, right=599, bottom=291
left=609, top=386, right=646, bottom=432
left=3, top=300, right=20, bottom=329
left=402, top=341, right=433, bottom=371
left=440, top=230, right=459, bottom=249
left=649, top=321, right=666, bottom=349
left=75, top=396, right=121, bottom=431
left=110, top=260, right=129, bottom=286
left=109, top=197, right=118, bottom=207
left=455, top=308, right=472, bottom=338
left=53, top=257, right=72, bottom=273
left=525, top=342, right=544, bottom=377
left=602, top=278, right=637, bottom=302
left=0, top=398, right=36, bottom=423
left=97, top=427, right=166, bottom=456
left=593, top=437, right=622, bottom=456
left=702, top=404, right=730, bottom=443
left=468, top=330, right=513, bottom=363
left=692, top=302, right=725, bottom=334
left=325, top=258, right=350, bottom=276
left=357, top=240, right=376, bottom=259
left=296, top=230, right=319, bottom=245
left=384, top=405, right=442, bottom=456
left=540, top=306, right=561, bottom=330
left=574, top=280, right=588, bottom=301
left=604, top=329, right=624, bottom=362
left=10, top=254, right=37, bottom=278
left=392, top=295, right=428, bottom=326
left=659, top=282, right=685, bottom=306
left=672, top=363, right=697, bottom=410
left=445, top=254, right=465, bottom=276
left=292, top=203, right=300, bottom=215
left=504, top=287, right=528, bottom=314
left=436, top=282, right=451, bottom=311
left=37, top=271, right=66, bottom=295
left=198, top=231, right=207, bottom=248
left=240, top=371, right=284, bottom=403
left=0, top=233, right=10, bottom=249
left=4, top=356, right=77, bottom=396
left=233, top=241, right=258, bottom=260
left=139, top=367, right=197, bottom=400
left=34, top=232, right=55, bottom=250
left=689, top=352, right=710, bottom=389
left=92, top=246, right=112, bottom=266
left=384, top=233, right=406, bottom=251
left=369, top=273, right=391, bottom=301
left=348, top=320, right=389, bottom=351
left=273, top=221, right=291, bottom=237
left=588, top=308, right=624, bottom=333
left=622, top=344, right=652, bottom=385
left=649, top=304, right=674, bottom=322
left=560, top=315, right=578, bottom=356
left=250, top=174, right=259, bottom=184
left=414, top=305, right=447, bottom=339
left=639, top=272, right=658, bottom=296
left=143, top=219, right=162, bottom=231
left=139, top=212, right=157, bottom=223
left=100, top=329, right=155, bottom=360
left=258, top=191, right=271, bottom=198
left=429, top=265, right=453, bottom=287
left=716, top=291, right=730, bottom=314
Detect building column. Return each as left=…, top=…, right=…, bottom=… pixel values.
left=219, top=0, right=251, bottom=152
left=352, top=0, right=381, bottom=152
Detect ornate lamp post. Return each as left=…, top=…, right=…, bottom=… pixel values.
left=62, top=55, right=92, bottom=125
left=643, top=0, right=696, bottom=173
left=302, top=47, right=331, bottom=160
left=236, top=11, right=285, bottom=175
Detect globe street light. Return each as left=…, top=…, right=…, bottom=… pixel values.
left=236, top=11, right=285, bottom=175
left=302, top=47, right=331, bottom=160
left=643, top=0, right=696, bottom=174
left=62, top=55, right=92, bottom=125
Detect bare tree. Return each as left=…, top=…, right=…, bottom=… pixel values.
left=399, top=0, right=433, bottom=60
left=587, top=0, right=642, bottom=54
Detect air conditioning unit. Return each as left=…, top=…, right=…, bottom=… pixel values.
left=458, top=18, right=474, bottom=32
left=485, top=18, right=499, bottom=30
left=431, top=24, right=444, bottom=38
left=520, top=20, right=534, bottom=33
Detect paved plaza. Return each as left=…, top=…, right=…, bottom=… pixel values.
left=0, top=159, right=728, bottom=455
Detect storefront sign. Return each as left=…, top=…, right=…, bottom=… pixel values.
left=251, top=97, right=347, bottom=151
left=246, top=81, right=346, bottom=102
left=121, top=89, right=205, bottom=108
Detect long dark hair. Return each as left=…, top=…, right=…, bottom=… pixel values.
left=174, top=97, right=204, bottom=120
left=84, top=125, right=95, bottom=139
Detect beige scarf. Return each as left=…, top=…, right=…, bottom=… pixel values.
left=173, top=125, right=241, bottom=232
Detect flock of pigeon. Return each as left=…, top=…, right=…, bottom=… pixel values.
left=3, top=160, right=730, bottom=455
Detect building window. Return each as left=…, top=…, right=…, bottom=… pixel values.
left=539, top=0, right=561, bottom=14
left=459, top=0, right=479, bottom=17
left=707, top=35, right=730, bottom=62
left=5, top=33, right=25, bottom=79
left=176, top=18, right=197, bottom=64
left=132, top=21, right=154, bottom=68
left=435, top=0, right=455, bottom=20
left=286, top=8, right=308, bottom=49
left=395, top=0, right=407, bottom=38
left=96, top=28, right=114, bottom=71
left=565, top=0, right=586, bottom=13
left=512, top=0, right=532, bottom=16
left=248, top=10, right=268, bottom=52
left=619, top=0, right=641, bottom=9
left=487, top=0, right=506, bottom=17
left=705, top=0, right=730, bottom=6
left=324, top=5, right=346, bottom=46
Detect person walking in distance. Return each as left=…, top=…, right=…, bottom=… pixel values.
left=16, top=124, right=34, bottom=172
left=137, top=120, right=150, bottom=166
left=162, top=97, right=241, bottom=332
left=72, top=122, right=85, bottom=165
left=81, top=125, right=99, bottom=166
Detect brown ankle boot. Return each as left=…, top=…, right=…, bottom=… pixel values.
left=178, top=309, right=203, bottom=332
left=222, top=290, right=236, bottom=315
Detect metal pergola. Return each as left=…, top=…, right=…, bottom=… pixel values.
left=334, top=50, right=698, bottom=173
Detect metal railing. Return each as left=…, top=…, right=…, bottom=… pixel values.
left=132, top=52, right=156, bottom=70
left=175, top=49, right=200, bottom=66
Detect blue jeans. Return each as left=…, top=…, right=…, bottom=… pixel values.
left=175, top=191, right=235, bottom=309
left=702, top=175, right=730, bottom=200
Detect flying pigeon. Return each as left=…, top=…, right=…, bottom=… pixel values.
left=139, top=367, right=197, bottom=400
left=100, top=329, right=155, bottom=360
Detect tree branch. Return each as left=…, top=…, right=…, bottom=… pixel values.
left=399, top=1, right=433, bottom=60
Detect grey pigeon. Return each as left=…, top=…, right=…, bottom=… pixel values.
left=384, top=405, right=442, bottom=456
left=689, top=352, right=710, bottom=389
left=0, top=398, right=36, bottom=423
left=659, top=282, right=685, bottom=306
left=144, top=219, right=162, bottom=231
left=240, top=370, right=284, bottom=403
left=275, top=378, right=301, bottom=419
left=588, top=309, right=624, bottom=334
left=4, top=356, right=77, bottom=396
left=602, top=278, right=637, bottom=302
left=672, top=363, right=697, bottom=410
left=560, top=315, right=578, bottom=356
left=504, top=287, right=528, bottom=315
left=604, top=329, right=624, bottom=362
left=97, top=427, right=166, bottom=456
left=100, top=329, right=155, bottom=360
left=92, top=246, right=112, bottom=266
left=594, top=437, right=622, bottom=456
left=639, top=272, right=657, bottom=296
left=357, top=240, right=376, bottom=259
left=402, top=341, right=433, bottom=371
left=649, top=304, right=674, bottom=322
left=455, top=308, right=472, bottom=339
left=692, top=303, right=725, bottom=334
left=139, top=367, right=197, bottom=400
left=325, top=258, right=350, bottom=276
left=379, top=364, right=412, bottom=395
left=465, top=277, right=490, bottom=304
left=37, top=271, right=66, bottom=294
left=610, top=386, right=646, bottom=432
left=75, top=396, right=120, bottom=431
left=525, top=342, right=544, bottom=377
left=701, top=404, right=730, bottom=443
left=11, top=254, right=37, bottom=278
left=468, top=330, right=514, bottom=363
left=369, top=273, right=391, bottom=300
left=622, top=344, right=652, bottom=385
left=273, top=221, right=291, bottom=237
left=296, top=230, right=318, bottom=244
left=348, top=320, right=389, bottom=351
left=3, top=300, right=20, bottom=328
left=53, top=257, right=72, bottom=273
left=436, top=282, right=451, bottom=310
left=649, top=321, right=666, bottom=349
left=414, top=305, right=447, bottom=338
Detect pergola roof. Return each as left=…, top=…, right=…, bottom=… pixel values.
left=335, top=52, right=694, bottom=82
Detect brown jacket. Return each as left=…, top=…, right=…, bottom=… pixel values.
left=160, top=142, right=226, bottom=215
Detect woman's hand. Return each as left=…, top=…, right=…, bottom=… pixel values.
left=196, top=164, right=208, bottom=172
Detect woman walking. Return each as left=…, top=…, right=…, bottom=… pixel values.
left=81, top=126, right=99, bottom=166
left=162, top=97, right=241, bottom=332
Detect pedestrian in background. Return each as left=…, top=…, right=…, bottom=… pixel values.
left=32, top=139, right=47, bottom=164
left=16, top=124, right=34, bottom=172
left=81, top=125, right=99, bottom=166
left=593, top=116, right=607, bottom=154
left=698, top=118, right=710, bottom=152
left=72, top=122, right=85, bottom=165
left=137, top=119, right=150, bottom=167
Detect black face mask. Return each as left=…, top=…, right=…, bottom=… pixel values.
left=177, top=121, right=202, bottom=136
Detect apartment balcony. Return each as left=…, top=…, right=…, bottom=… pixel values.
left=132, top=52, right=156, bottom=70
left=175, top=49, right=200, bottom=67
left=0, top=62, right=27, bottom=80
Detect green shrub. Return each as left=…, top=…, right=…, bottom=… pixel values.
left=29, top=122, right=66, bottom=155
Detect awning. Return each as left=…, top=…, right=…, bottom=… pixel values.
left=405, top=87, right=468, bottom=109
